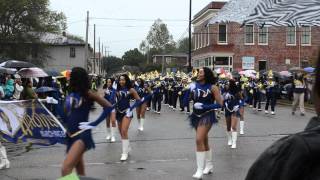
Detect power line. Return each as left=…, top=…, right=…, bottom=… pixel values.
left=90, top=17, right=188, bottom=22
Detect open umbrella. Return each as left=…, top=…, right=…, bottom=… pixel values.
left=0, top=60, right=35, bottom=69
left=279, top=71, right=292, bottom=77
left=18, top=67, right=48, bottom=78
left=0, top=67, right=17, bottom=74
left=289, top=67, right=303, bottom=73
left=304, top=67, right=315, bottom=73
left=35, top=86, right=57, bottom=93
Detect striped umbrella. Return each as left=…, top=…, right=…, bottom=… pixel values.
left=244, top=0, right=320, bottom=27
left=208, top=0, right=320, bottom=27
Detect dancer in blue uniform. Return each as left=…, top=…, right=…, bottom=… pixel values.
left=223, top=79, right=242, bottom=149
left=116, top=74, right=141, bottom=161
left=134, top=78, right=147, bottom=131
left=103, top=78, right=117, bottom=142
left=189, top=67, right=223, bottom=179
left=61, top=67, right=112, bottom=178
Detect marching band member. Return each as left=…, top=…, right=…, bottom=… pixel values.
left=115, top=74, right=141, bottom=161
left=189, top=67, right=223, bottom=179
left=264, top=71, right=277, bottom=115
left=179, top=76, right=190, bottom=113
left=61, top=67, right=112, bottom=178
left=103, top=78, right=117, bottom=142
left=152, top=78, right=163, bottom=114
left=253, top=75, right=263, bottom=112
left=224, top=79, right=242, bottom=149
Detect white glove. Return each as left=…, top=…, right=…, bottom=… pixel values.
left=194, top=102, right=204, bottom=110
left=189, top=83, right=196, bottom=91
left=224, top=93, right=232, bottom=100
left=46, top=97, right=58, bottom=104
left=112, top=82, right=117, bottom=90
left=233, top=105, right=240, bottom=112
left=79, top=122, right=96, bottom=130
left=141, top=97, right=145, bottom=102
left=126, top=109, right=133, bottom=117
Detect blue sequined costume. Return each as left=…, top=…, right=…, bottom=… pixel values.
left=65, top=93, right=95, bottom=152
left=189, top=83, right=217, bottom=129
left=116, top=88, right=132, bottom=122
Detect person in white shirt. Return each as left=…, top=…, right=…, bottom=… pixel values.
left=13, top=74, right=23, bottom=100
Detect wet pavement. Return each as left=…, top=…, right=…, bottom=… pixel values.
left=0, top=103, right=315, bottom=180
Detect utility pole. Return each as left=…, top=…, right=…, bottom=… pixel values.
left=188, top=0, right=192, bottom=72
left=98, top=38, right=101, bottom=75
left=93, top=24, right=96, bottom=74
left=101, top=43, right=104, bottom=75
left=85, top=11, right=89, bottom=72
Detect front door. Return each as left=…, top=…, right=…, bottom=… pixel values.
left=259, top=60, right=267, bottom=71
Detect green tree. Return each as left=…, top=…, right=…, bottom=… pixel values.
left=122, top=48, right=145, bottom=67
left=102, top=56, right=123, bottom=75
left=177, top=37, right=190, bottom=53
left=0, top=0, right=66, bottom=64
left=146, top=19, right=175, bottom=52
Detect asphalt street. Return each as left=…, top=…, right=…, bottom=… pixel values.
left=0, top=103, right=315, bottom=180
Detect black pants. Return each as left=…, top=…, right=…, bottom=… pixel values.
left=171, top=91, right=178, bottom=108
left=265, top=92, right=276, bottom=112
left=247, top=89, right=253, bottom=106
left=179, top=93, right=190, bottom=112
left=164, top=89, right=169, bottom=104
left=152, top=94, right=162, bottom=112
left=168, top=90, right=174, bottom=106
left=253, top=91, right=261, bottom=109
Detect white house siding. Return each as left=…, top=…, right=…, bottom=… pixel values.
left=44, top=46, right=86, bottom=72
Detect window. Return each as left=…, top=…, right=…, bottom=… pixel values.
left=215, top=57, right=229, bottom=65
left=287, top=27, right=296, bottom=45
left=301, top=26, right=311, bottom=45
left=70, top=47, right=76, bottom=58
left=258, top=27, right=268, bottom=45
left=218, top=24, right=227, bottom=44
left=245, top=25, right=254, bottom=45
left=200, top=31, right=203, bottom=48
left=166, top=57, right=172, bottom=64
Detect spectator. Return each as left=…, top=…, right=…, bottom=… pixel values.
left=13, top=74, right=24, bottom=100
left=292, top=73, right=306, bottom=116
left=0, top=85, right=4, bottom=100
left=21, top=78, right=37, bottom=100
left=3, top=74, right=14, bottom=99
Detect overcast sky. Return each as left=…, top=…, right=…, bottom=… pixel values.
left=50, top=0, right=228, bottom=57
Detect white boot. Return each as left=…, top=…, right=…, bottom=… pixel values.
left=120, top=139, right=131, bottom=161
left=240, top=121, right=245, bottom=135
left=192, top=151, right=205, bottom=179
left=110, top=127, right=116, bottom=143
left=203, top=149, right=213, bottom=175
left=0, top=146, right=10, bottom=169
left=105, top=128, right=111, bottom=141
left=138, top=118, right=144, bottom=131
left=226, top=131, right=232, bottom=146
left=137, top=118, right=141, bottom=130
left=231, top=131, right=238, bottom=149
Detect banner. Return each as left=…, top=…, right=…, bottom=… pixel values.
left=0, top=100, right=66, bottom=145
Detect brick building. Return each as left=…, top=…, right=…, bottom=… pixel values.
left=192, top=1, right=320, bottom=72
